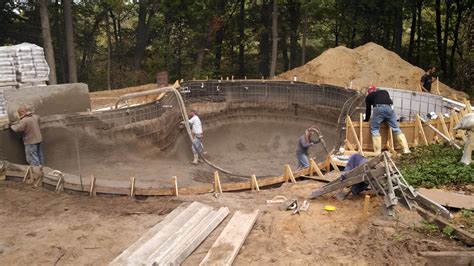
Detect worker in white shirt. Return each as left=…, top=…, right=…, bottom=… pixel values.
left=187, top=109, right=204, bottom=165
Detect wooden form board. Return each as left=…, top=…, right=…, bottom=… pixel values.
left=5, top=158, right=335, bottom=197
left=418, top=188, right=474, bottom=209
left=200, top=210, right=259, bottom=266
left=346, top=117, right=454, bottom=152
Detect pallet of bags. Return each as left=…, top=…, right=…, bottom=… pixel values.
left=12, top=43, right=50, bottom=84
left=0, top=46, right=18, bottom=88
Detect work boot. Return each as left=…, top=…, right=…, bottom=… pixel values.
left=191, top=154, right=199, bottom=165
left=372, top=135, right=382, bottom=155
left=396, top=133, right=411, bottom=154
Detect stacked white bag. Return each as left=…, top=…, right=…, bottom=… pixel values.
left=0, top=46, right=18, bottom=90
left=0, top=43, right=50, bottom=90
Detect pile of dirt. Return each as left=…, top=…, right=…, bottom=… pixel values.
left=89, top=83, right=161, bottom=110
left=277, top=42, right=468, bottom=100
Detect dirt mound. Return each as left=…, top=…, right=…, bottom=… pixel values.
left=89, top=83, right=160, bottom=110
left=278, top=42, right=467, bottom=100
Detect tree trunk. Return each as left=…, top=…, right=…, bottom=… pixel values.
left=442, top=0, right=452, bottom=77
left=214, top=0, right=227, bottom=76
left=133, top=0, right=155, bottom=70
left=238, top=0, right=245, bottom=78
left=54, top=0, right=66, bottom=83
left=106, top=10, right=112, bottom=90
left=269, top=0, right=278, bottom=78
left=63, top=0, right=77, bottom=83
left=416, top=0, right=422, bottom=65
left=39, top=0, right=57, bottom=85
left=393, top=1, right=403, bottom=54
left=408, top=0, right=417, bottom=62
left=301, top=0, right=308, bottom=65
left=435, top=0, right=445, bottom=74
left=281, top=32, right=289, bottom=71
left=288, top=0, right=300, bottom=69
left=79, top=11, right=106, bottom=79
left=258, top=1, right=271, bottom=77
left=449, top=0, right=463, bottom=80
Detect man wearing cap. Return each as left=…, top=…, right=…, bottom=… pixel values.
left=9, top=105, right=44, bottom=166
left=187, top=109, right=204, bottom=165
left=364, top=86, right=410, bottom=155
left=296, top=129, right=320, bottom=169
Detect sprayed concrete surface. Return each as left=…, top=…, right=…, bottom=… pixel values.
left=41, top=115, right=335, bottom=187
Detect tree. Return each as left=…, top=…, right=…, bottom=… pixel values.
left=133, top=0, right=158, bottom=70
left=63, top=0, right=77, bottom=83
left=39, top=0, right=57, bottom=84
left=269, top=0, right=278, bottom=78
left=238, top=0, right=245, bottom=78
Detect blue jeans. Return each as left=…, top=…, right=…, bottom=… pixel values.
left=370, top=106, right=402, bottom=137
left=297, top=153, right=309, bottom=169
left=191, top=135, right=204, bottom=155
left=25, top=143, right=44, bottom=166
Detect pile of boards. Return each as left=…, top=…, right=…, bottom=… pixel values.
left=110, top=202, right=259, bottom=266
left=0, top=43, right=50, bottom=90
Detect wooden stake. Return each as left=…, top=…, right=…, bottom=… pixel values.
left=449, top=111, right=455, bottom=138
left=436, top=77, right=440, bottom=95
left=214, top=171, right=223, bottom=194
left=363, top=195, right=370, bottom=217
left=130, top=176, right=136, bottom=198
left=463, top=99, right=472, bottom=113
left=33, top=167, right=43, bottom=187
left=250, top=174, right=260, bottom=191
left=416, top=115, right=428, bottom=145
left=344, top=139, right=356, bottom=151
left=387, top=128, right=395, bottom=154
left=284, top=165, right=297, bottom=183
left=414, top=116, right=419, bottom=146
left=172, top=176, right=179, bottom=196
left=55, top=176, right=64, bottom=193
left=438, top=113, right=452, bottom=140
left=359, top=113, right=364, bottom=153
left=309, top=158, right=324, bottom=178
left=347, top=116, right=363, bottom=155
left=23, top=166, right=31, bottom=182
left=327, top=153, right=340, bottom=172
left=89, top=175, right=96, bottom=197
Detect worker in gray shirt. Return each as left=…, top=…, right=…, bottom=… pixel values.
left=10, top=105, right=44, bottom=166
left=296, top=129, right=320, bottom=169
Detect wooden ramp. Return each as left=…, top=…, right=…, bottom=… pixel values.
left=110, top=202, right=229, bottom=266
left=200, top=210, right=259, bottom=266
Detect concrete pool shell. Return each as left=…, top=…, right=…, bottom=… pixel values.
left=5, top=80, right=363, bottom=195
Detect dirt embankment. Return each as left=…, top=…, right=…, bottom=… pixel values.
left=277, top=42, right=468, bottom=100
left=89, top=83, right=160, bottom=110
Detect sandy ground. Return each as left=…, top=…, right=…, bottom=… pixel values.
left=0, top=179, right=470, bottom=265
left=42, top=117, right=335, bottom=187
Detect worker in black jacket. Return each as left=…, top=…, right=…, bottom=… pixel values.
left=364, top=86, right=410, bottom=154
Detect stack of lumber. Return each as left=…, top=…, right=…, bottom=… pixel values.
left=110, top=202, right=229, bottom=266
left=0, top=43, right=50, bottom=90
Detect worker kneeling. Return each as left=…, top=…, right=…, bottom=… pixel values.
left=364, top=86, right=410, bottom=155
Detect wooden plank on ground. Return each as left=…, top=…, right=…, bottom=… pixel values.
left=419, top=251, right=474, bottom=266
left=200, top=210, right=259, bottom=266
left=155, top=207, right=230, bottom=265
left=109, top=203, right=189, bottom=265
left=415, top=205, right=474, bottom=246
left=418, top=188, right=474, bottom=209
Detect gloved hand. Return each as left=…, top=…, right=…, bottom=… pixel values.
left=310, top=140, right=320, bottom=144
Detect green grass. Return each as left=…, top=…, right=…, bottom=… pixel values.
left=399, top=143, right=474, bottom=188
